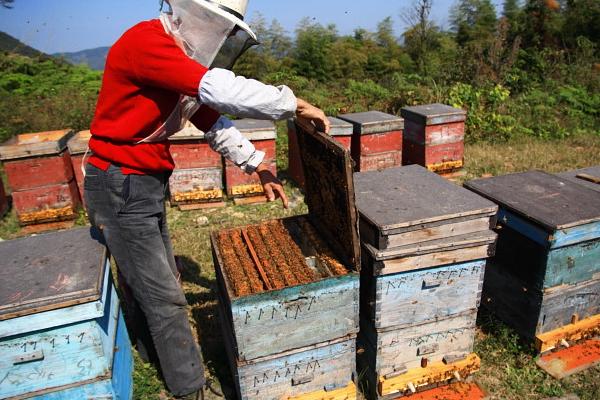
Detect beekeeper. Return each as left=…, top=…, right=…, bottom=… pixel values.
left=83, top=0, right=330, bottom=398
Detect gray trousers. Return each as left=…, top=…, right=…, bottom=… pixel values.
left=84, top=163, right=205, bottom=397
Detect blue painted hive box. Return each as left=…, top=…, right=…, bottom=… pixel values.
left=0, top=228, right=132, bottom=399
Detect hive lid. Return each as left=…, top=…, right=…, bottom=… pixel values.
left=355, top=165, right=498, bottom=235
left=557, top=166, right=600, bottom=193
left=295, top=119, right=361, bottom=271
left=169, top=121, right=206, bottom=141
left=67, top=130, right=92, bottom=155
left=328, top=117, right=353, bottom=137
left=338, top=111, right=404, bottom=135
left=0, top=227, right=108, bottom=321
left=465, top=170, right=600, bottom=231
left=401, top=103, right=467, bottom=125
left=0, top=129, right=75, bottom=160
left=233, top=119, right=277, bottom=140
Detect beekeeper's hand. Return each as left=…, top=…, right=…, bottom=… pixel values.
left=256, top=163, right=289, bottom=209
left=296, top=98, right=330, bottom=134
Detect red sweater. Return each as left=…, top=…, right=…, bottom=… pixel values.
left=89, top=19, right=220, bottom=174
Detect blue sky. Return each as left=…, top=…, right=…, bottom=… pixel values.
left=0, top=0, right=504, bottom=54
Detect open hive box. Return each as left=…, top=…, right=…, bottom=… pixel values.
left=211, top=119, right=361, bottom=399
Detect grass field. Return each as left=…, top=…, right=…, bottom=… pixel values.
left=1, top=132, right=599, bottom=399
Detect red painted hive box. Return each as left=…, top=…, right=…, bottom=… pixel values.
left=0, top=129, right=79, bottom=225
left=401, top=103, right=467, bottom=173
left=338, top=111, right=404, bottom=172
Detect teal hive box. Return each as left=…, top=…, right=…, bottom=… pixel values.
left=0, top=228, right=132, bottom=399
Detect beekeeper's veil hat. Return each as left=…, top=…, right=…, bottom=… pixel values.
left=161, top=0, right=258, bottom=69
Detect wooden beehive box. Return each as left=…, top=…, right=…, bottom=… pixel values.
left=67, top=130, right=92, bottom=202
left=212, top=120, right=360, bottom=398
left=338, top=111, right=404, bottom=172
left=287, top=117, right=353, bottom=189
left=557, top=166, right=600, bottom=193
left=0, top=228, right=132, bottom=399
left=401, top=104, right=466, bottom=173
left=0, top=130, right=80, bottom=226
left=224, top=119, right=277, bottom=203
left=465, top=171, right=600, bottom=289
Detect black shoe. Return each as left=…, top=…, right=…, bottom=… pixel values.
left=175, top=388, right=203, bottom=400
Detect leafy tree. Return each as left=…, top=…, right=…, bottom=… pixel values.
left=450, top=0, right=498, bottom=46
left=519, top=0, right=564, bottom=49
left=502, top=0, right=522, bottom=38
left=292, top=18, right=337, bottom=81
left=562, top=0, right=600, bottom=48
left=402, top=0, right=440, bottom=74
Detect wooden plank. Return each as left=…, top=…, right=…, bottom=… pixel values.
left=19, top=220, right=76, bottom=236
left=286, top=382, right=356, bottom=400
left=233, top=196, right=268, bottom=206
left=482, top=262, right=600, bottom=340
left=557, top=166, right=600, bottom=193
left=377, top=353, right=480, bottom=397
left=241, top=229, right=274, bottom=291
left=535, top=314, right=600, bottom=354
left=364, top=231, right=497, bottom=261
left=0, top=130, right=75, bottom=160
left=401, top=104, right=467, bottom=126
left=355, top=165, right=498, bottom=233
left=536, top=338, right=600, bottom=379
left=0, top=284, right=120, bottom=399
left=401, top=382, right=485, bottom=400
left=369, top=243, right=495, bottom=276
left=465, top=170, right=600, bottom=231
left=577, top=173, right=600, bottom=184
left=362, top=260, right=485, bottom=330
left=361, top=310, right=477, bottom=376
left=177, top=201, right=226, bottom=211
left=338, top=111, right=404, bottom=135
left=296, top=118, right=361, bottom=271
left=0, top=227, right=107, bottom=321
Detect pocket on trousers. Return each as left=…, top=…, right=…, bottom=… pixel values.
left=83, top=164, right=103, bottom=192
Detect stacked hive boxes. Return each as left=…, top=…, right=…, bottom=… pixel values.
left=225, top=119, right=277, bottom=205
left=0, top=130, right=79, bottom=228
left=212, top=121, right=360, bottom=399
left=338, top=111, right=404, bottom=172
left=465, top=171, right=600, bottom=353
left=355, top=165, right=498, bottom=398
left=168, top=122, right=225, bottom=209
left=288, top=117, right=353, bottom=188
left=67, top=130, right=92, bottom=202
left=401, top=104, right=466, bottom=178
left=0, top=228, right=133, bottom=399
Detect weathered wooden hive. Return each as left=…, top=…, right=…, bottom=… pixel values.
left=401, top=104, right=467, bottom=179
left=212, top=120, right=360, bottom=400
left=225, top=119, right=277, bottom=205
left=168, top=122, right=225, bottom=210
left=465, top=171, right=600, bottom=353
left=0, top=130, right=80, bottom=227
left=0, top=228, right=133, bottom=399
left=287, top=116, right=353, bottom=188
left=355, top=165, right=498, bottom=398
left=338, top=111, right=404, bottom=172
left=67, top=129, right=92, bottom=202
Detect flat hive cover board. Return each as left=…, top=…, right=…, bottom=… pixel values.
left=355, top=165, right=498, bottom=235
left=338, top=111, right=404, bottom=134
left=557, top=166, right=600, bottom=193
left=465, top=171, right=600, bottom=231
left=0, top=227, right=107, bottom=321
left=295, top=119, right=361, bottom=270
left=401, top=103, right=467, bottom=125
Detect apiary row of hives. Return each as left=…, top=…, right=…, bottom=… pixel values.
left=354, top=165, right=499, bottom=399
left=287, top=104, right=467, bottom=188
left=0, top=228, right=133, bottom=399
left=465, top=169, right=600, bottom=359
left=212, top=120, right=361, bottom=399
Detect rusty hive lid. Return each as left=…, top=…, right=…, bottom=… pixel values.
left=556, top=166, right=600, bottom=193
left=338, top=111, right=404, bottom=135
left=233, top=119, right=276, bottom=140
left=0, top=129, right=75, bottom=160
left=295, top=119, right=361, bottom=271
left=401, top=103, right=467, bottom=125
left=465, top=170, right=600, bottom=231
left=0, top=227, right=108, bottom=321
left=355, top=165, right=498, bottom=234
left=169, top=121, right=206, bottom=141
left=67, top=130, right=92, bottom=155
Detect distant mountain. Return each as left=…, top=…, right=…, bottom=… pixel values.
left=0, top=31, right=47, bottom=58
left=54, top=47, right=110, bottom=71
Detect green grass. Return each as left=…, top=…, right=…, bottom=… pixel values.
left=1, top=133, right=599, bottom=399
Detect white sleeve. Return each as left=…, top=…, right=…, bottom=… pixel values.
left=199, top=68, right=297, bottom=120
left=205, top=116, right=265, bottom=174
